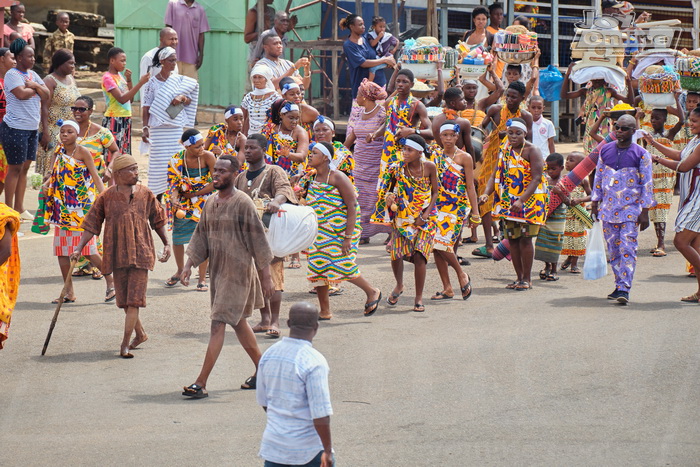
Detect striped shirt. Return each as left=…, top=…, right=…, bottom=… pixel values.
left=257, top=337, right=332, bottom=465
left=4, top=69, right=45, bottom=131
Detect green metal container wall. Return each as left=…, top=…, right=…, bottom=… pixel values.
left=115, top=0, right=320, bottom=107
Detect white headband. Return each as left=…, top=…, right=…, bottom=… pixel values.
left=183, top=133, right=203, bottom=147
left=403, top=139, right=424, bottom=153
left=314, top=116, right=334, bottom=131
left=507, top=120, right=527, bottom=133
left=159, top=46, right=176, bottom=62
left=281, top=82, right=300, bottom=94
left=314, top=143, right=333, bottom=161
left=280, top=103, right=300, bottom=114
left=59, top=119, right=80, bottom=133
left=224, top=108, right=243, bottom=119
left=440, top=123, right=460, bottom=134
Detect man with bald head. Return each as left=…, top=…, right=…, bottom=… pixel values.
left=257, top=302, right=334, bottom=467
left=591, top=114, right=654, bottom=304
left=140, top=27, right=179, bottom=78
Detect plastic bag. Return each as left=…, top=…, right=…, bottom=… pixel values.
left=583, top=221, right=608, bottom=280
left=266, top=203, right=318, bottom=258
left=538, top=64, right=564, bottom=102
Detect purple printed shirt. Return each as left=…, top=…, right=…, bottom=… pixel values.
left=164, top=0, right=210, bottom=65
left=591, top=141, right=655, bottom=223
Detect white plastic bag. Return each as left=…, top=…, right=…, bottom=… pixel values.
left=267, top=203, right=318, bottom=258
left=583, top=221, right=608, bottom=280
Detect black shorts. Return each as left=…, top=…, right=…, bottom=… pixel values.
left=0, top=121, right=38, bottom=165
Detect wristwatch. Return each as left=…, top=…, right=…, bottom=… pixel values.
left=415, top=128, right=421, bottom=135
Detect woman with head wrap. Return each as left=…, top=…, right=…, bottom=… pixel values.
left=241, top=64, right=280, bottom=136
left=41, top=119, right=115, bottom=303
left=141, top=46, right=199, bottom=198
left=345, top=78, right=390, bottom=244
left=297, top=141, right=382, bottom=320
left=0, top=39, right=49, bottom=219
left=36, top=48, right=80, bottom=178
left=279, top=76, right=319, bottom=141
left=203, top=105, right=247, bottom=167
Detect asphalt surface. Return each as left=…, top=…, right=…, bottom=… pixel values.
left=2, top=144, right=700, bottom=466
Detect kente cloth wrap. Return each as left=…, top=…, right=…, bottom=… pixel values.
left=306, top=178, right=361, bottom=285
left=371, top=161, right=437, bottom=241
left=330, top=141, right=354, bottom=183
left=0, top=203, right=20, bottom=349
left=534, top=182, right=567, bottom=263
left=380, top=94, right=418, bottom=172
left=265, top=131, right=304, bottom=178
left=43, top=146, right=99, bottom=231
left=164, top=150, right=213, bottom=228
left=561, top=185, right=589, bottom=257
left=583, top=87, right=614, bottom=155
left=646, top=134, right=676, bottom=223
left=431, top=146, right=470, bottom=251
left=478, top=105, right=521, bottom=216
left=206, top=123, right=239, bottom=156
left=492, top=140, right=548, bottom=225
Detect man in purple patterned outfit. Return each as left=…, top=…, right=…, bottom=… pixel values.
left=591, top=115, right=654, bottom=304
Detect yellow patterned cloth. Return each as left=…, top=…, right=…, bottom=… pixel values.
left=646, top=134, right=676, bottom=223
left=0, top=203, right=20, bottom=349
left=460, top=108, right=486, bottom=128
left=164, top=150, right=213, bottom=227
left=492, top=140, right=549, bottom=225
left=380, top=94, right=418, bottom=172
left=477, top=105, right=521, bottom=216
left=583, top=87, right=614, bottom=155
left=431, top=146, right=471, bottom=251
left=265, top=131, right=304, bottom=178
left=77, top=127, right=114, bottom=176
left=43, top=146, right=99, bottom=230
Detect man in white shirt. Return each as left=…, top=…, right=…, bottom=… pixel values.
left=528, top=95, right=556, bottom=157
left=139, top=27, right=179, bottom=78
left=257, top=302, right=334, bottom=467
left=257, top=34, right=309, bottom=90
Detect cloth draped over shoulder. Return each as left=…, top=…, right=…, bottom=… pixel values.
left=0, top=204, right=20, bottom=349
left=148, top=74, right=199, bottom=128
left=186, top=191, right=274, bottom=326
left=380, top=95, right=419, bottom=172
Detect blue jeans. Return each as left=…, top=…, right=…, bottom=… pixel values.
left=264, top=450, right=323, bottom=467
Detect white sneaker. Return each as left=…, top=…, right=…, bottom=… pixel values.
left=19, top=210, right=34, bottom=221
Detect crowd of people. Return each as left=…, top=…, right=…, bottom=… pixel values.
left=2, top=1, right=700, bottom=465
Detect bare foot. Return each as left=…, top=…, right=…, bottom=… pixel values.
left=129, top=333, right=148, bottom=350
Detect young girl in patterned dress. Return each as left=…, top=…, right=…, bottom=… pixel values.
left=279, top=77, right=318, bottom=142
left=203, top=105, right=246, bottom=167
left=42, top=120, right=115, bottom=303
left=372, top=134, right=439, bottom=312
left=299, top=142, right=382, bottom=320
left=560, top=152, right=592, bottom=274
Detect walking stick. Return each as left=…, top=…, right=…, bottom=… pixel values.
left=41, top=259, right=78, bottom=355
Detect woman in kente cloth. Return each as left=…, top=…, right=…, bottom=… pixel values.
left=429, top=122, right=478, bottom=301
left=279, top=77, right=318, bottom=142
left=372, top=134, right=439, bottom=313
left=640, top=106, right=684, bottom=257
left=203, top=105, right=247, bottom=167
left=297, top=142, right=382, bottom=320
left=0, top=202, right=20, bottom=349
left=43, top=120, right=115, bottom=303
left=163, top=129, right=216, bottom=291
left=311, top=116, right=354, bottom=182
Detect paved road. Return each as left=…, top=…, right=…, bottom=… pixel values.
left=3, top=149, right=700, bottom=466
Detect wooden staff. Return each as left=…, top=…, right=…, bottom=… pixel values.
left=41, top=259, right=78, bottom=356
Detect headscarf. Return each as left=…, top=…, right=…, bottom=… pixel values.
left=112, top=154, right=138, bottom=172
left=250, top=64, right=276, bottom=96
left=358, top=78, right=388, bottom=101
left=158, top=47, right=176, bottom=63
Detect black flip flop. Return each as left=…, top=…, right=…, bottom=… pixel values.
left=457, top=256, right=471, bottom=266
left=241, top=375, right=256, bottom=390
left=461, top=280, right=472, bottom=300
left=364, top=291, right=382, bottom=316
left=386, top=290, right=403, bottom=306
left=182, top=383, right=208, bottom=398
left=430, top=291, right=454, bottom=300
left=413, top=303, right=425, bottom=312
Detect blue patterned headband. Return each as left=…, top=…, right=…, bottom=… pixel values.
left=440, top=123, right=460, bottom=134
left=183, top=133, right=203, bottom=147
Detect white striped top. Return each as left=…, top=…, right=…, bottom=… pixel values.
left=675, top=136, right=700, bottom=233
left=257, top=337, right=332, bottom=465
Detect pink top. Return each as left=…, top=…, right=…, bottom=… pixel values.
left=4, top=23, right=35, bottom=43
left=164, top=0, right=210, bottom=65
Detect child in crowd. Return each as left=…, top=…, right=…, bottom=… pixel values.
left=560, top=152, right=592, bottom=274
left=372, top=134, right=438, bottom=312
left=528, top=95, right=556, bottom=158
left=43, top=12, right=74, bottom=72
left=101, top=47, right=150, bottom=154
left=535, top=153, right=567, bottom=281
left=480, top=49, right=540, bottom=105
left=641, top=107, right=684, bottom=257
left=367, top=16, right=399, bottom=82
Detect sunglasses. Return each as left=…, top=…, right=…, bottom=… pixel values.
left=614, top=125, right=633, bottom=131
left=71, top=106, right=90, bottom=112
